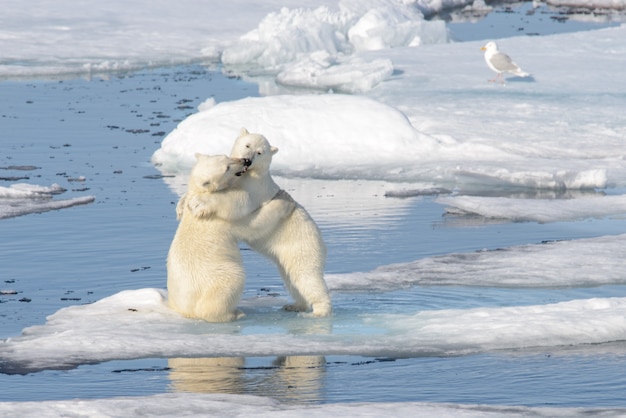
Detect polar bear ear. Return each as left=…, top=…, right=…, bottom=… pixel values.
left=239, top=127, right=250, bottom=137
left=270, top=146, right=279, bottom=155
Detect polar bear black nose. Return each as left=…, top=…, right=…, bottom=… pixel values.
left=242, top=158, right=252, bottom=167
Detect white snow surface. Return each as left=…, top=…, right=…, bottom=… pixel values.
left=0, top=0, right=448, bottom=81
left=327, top=233, right=626, bottom=290
left=3, top=282, right=626, bottom=373
left=148, top=17, right=626, bottom=194
left=152, top=94, right=435, bottom=175
left=437, top=194, right=626, bottom=223
left=0, top=393, right=619, bottom=418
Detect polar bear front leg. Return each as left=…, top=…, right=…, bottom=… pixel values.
left=245, top=190, right=296, bottom=231
left=187, top=194, right=217, bottom=219
left=176, top=192, right=217, bottom=220
left=175, top=193, right=187, bottom=220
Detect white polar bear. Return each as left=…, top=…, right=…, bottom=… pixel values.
left=167, top=154, right=296, bottom=322
left=229, top=128, right=332, bottom=318
left=168, top=153, right=295, bottom=322
left=177, top=129, right=332, bottom=317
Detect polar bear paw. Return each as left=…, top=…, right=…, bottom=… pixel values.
left=308, top=302, right=332, bottom=318
left=282, top=303, right=307, bottom=312
left=283, top=302, right=332, bottom=318
left=186, top=195, right=216, bottom=219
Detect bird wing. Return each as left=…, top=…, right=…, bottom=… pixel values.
left=489, top=52, right=520, bottom=72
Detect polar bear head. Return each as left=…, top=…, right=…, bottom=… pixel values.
left=188, top=153, right=247, bottom=194
left=230, top=128, right=278, bottom=175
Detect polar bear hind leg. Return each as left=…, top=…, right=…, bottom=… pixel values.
left=278, top=257, right=332, bottom=317
left=260, top=215, right=332, bottom=317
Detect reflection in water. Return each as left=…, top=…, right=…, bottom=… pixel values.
left=168, top=356, right=326, bottom=403
left=168, top=357, right=246, bottom=395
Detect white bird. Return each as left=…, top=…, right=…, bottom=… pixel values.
left=480, top=41, right=530, bottom=83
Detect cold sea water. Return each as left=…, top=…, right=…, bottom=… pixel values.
left=2, top=3, right=626, bottom=409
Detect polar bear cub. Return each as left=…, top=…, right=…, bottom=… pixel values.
left=229, top=128, right=332, bottom=318
left=167, top=154, right=249, bottom=322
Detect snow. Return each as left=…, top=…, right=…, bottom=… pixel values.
left=326, top=233, right=626, bottom=290
left=3, top=0, right=626, bottom=415
left=3, top=280, right=626, bottom=372
left=1, top=0, right=624, bottom=82
left=220, top=1, right=448, bottom=91
left=149, top=8, right=626, bottom=192
left=0, top=393, right=611, bottom=418
left=151, top=94, right=435, bottom=175
left=437, top=193, right=626, bottom=223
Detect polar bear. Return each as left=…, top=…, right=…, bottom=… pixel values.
left=167, top=153, right=295, bottom=322
left=177, top=130, right=332, bottom=317
left=229, top=128, right=332, bottom=318
left=167, top=154, right=247, bottom=322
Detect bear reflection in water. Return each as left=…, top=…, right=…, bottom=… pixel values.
left=168, top=356, right=326, bottom=403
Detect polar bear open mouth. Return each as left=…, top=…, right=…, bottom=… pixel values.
left=234, top=158, right=252, bottom=176
left=234, top=159, right=252, bottom=176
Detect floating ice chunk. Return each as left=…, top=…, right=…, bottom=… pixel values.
left=276, top=51, right=394, bottom=93
left=347, top=2, right=446, bottom=51
left=454, top=168, right=608, bottom=191
left=437, top=193, right=626, bottom=223
left=372, top=297, right=626, bottom=351
left=1, top=392, right=618, bottom=417
left=221, top=0, right=447, bottom=91
left=221, top=6, right=351, bottom=73
left=3, top=287, right=626, bottom=374
left=151, top=94, right=435, bottom=175
left=326, top=233, right=626, bottom=290
left=0, top=183, right=94, bottom=219
left=0, top=183, right=66, bottom=198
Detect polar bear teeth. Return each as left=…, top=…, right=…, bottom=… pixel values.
left=235, top=165, right=249, bottom=176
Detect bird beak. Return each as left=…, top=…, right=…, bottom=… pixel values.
left=480, top=46, right=486, bottom=51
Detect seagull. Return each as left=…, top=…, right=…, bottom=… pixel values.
left=480, top=41, right=530, bottom=83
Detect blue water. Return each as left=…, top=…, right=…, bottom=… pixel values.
left=2, top=6, right=626, bottom=408
left=0, top=69, right=259, bottom=338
